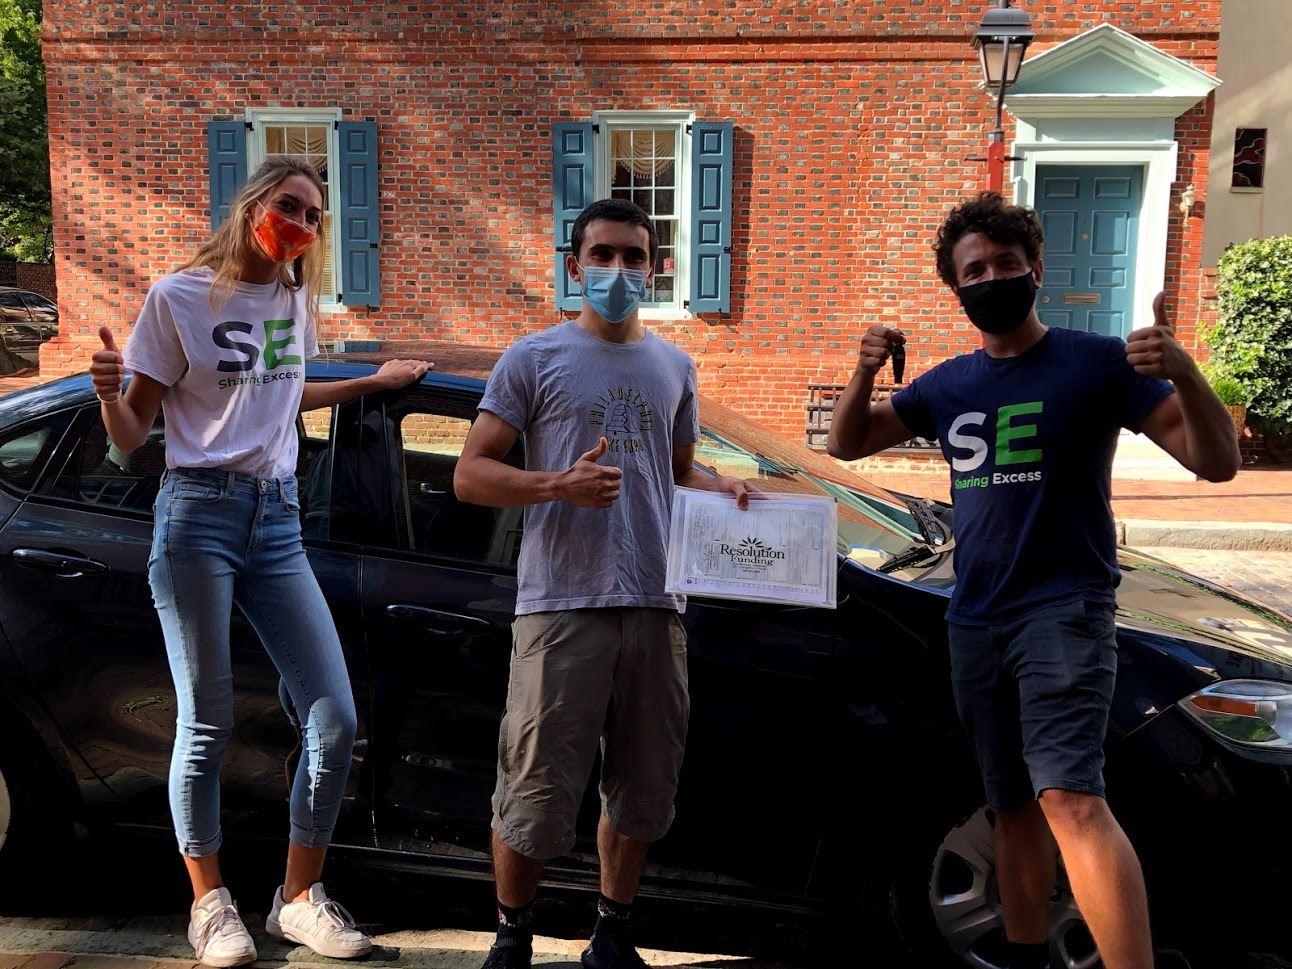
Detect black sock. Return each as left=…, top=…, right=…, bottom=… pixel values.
left=596, top=894, right=633, bottom=922
left=1006, top=940, right=1050, bottom=969
left=496, top=899, right=534, bottom=934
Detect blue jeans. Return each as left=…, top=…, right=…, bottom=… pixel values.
left=149, top=467, right=357, bottom=857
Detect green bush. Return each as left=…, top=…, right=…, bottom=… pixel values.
left=1200, top=362, right=1253, bottom=406
left=1209, top=373, right=1251, bottom=407
left=1210, top=235, right=1292, bottom=434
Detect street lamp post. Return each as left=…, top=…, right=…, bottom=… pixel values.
left=971, top=0, right=1035, bottom=193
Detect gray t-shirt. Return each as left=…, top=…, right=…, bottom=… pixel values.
left=479, top=321, right=700, bottom=615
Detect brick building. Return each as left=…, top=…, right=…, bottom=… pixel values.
left=1204, top=0, right=1290, bottom=267
left=27, top=0, right=1221, bottom=440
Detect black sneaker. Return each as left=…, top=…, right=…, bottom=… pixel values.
left=581, top=915, right=647, bottom=969
left=481, top=925, right=533, bottom=969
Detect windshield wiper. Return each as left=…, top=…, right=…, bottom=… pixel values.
left=902, top=495, right=946, bottom=546
left=877, top=542, right=943, bottom=574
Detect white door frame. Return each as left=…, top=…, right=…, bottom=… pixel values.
left=1013, top=136, right=1177, bottom=329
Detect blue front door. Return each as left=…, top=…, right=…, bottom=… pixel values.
left=1033, top=164, right=1143, bottom=338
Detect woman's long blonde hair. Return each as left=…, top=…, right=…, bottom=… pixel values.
left=178, top=156, right=326, bottom=321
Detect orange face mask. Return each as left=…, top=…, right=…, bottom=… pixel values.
left=252, top=207, right=317, bottom=263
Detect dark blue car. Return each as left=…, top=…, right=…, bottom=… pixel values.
left=0, top=347, right=1289, bottom=968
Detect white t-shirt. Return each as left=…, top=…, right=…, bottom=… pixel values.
left=123, top=266, right=319, bottom=478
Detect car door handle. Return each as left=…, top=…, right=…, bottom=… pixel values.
left=386, top=604, right=492, bottom=637
left=12, top=548, right=109, bottom=578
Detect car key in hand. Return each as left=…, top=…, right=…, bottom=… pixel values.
left=891, top=341, right=906, bottom=385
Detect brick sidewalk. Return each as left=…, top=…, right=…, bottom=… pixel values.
left=862, top=465, right=1292, bottom=526
left=0, top=373, right=42, bottom=398
left=0, top=928, right=763, bottom=969
left=0, top=956, right=197, bottom=969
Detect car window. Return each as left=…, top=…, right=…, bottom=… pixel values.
left=0, top=323, right=40, bottom=376
left=298, top=403, right=336, bottom=540
left=369, top=393, right=524, bottom=567
left=0, top=292, right=30, bottom=322
left=22, top=294, right=57, bottom=322
left=695, top=423, right=923, bottom=558
left=0, top=410, right=75, bottom=494
left=49, top=411, right=167, bottom=513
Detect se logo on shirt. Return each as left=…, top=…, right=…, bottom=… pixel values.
left=949, top=401, right=1045, bottom=474
left=212, top=319, right=301, bottom=373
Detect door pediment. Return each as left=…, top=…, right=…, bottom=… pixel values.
left=1004, top=23, right=1219, bottom=119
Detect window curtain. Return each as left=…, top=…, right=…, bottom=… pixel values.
left=611, top=130, right=675, bottom=178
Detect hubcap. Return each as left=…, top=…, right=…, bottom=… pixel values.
left=929, top=806, right=1100, bottom=969
left=0, top=765, right=11, bottom=854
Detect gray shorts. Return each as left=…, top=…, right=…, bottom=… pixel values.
left=491, top=607, right=689, bottom=861
left=948, top=599, right=1118, bottom=812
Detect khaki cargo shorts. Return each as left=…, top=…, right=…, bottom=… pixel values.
left=491, top=607, right=689, bottom=861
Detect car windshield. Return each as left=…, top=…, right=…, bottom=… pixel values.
left=696, top=398, right=933, bottom=560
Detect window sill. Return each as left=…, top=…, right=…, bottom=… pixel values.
left=639, top=307, right=696, bottom=322
left=1229, top=186, right=1265, bottom=194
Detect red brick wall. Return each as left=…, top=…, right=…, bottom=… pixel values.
left=1166, top=95, right=1216, bottom=358
left=36, top=1, right=1220, bottom=437
left=15, top=263, right=57, bottom=301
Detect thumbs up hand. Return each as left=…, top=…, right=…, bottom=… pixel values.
left=1126, top=292, right=1192, bottom=381
left=90, top=326, right=126, bottom=403
left=557, top=437, right=624, bottom=508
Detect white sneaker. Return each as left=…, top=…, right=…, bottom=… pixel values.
left=187, top=887, right=258, bottom=968
left=266, top=882, right=372, bottom=959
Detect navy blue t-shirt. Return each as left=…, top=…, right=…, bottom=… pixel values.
left=891, top=328, right=1174, bottom=625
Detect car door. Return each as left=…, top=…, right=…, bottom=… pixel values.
left=356, top=385, right=840, bottom=897
left=20, top=292, right=59, bottom=343
left=0, top=392, right=370, bottom=845
left=0, top=292, right=38, bottom=374
left=0, top=291, right=30, bottom=326
left=352, top=384, right=523, bottom=857
left=646, top=427, right=842, bottom=896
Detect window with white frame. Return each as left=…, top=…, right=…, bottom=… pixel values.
left=246, top=109, right=343, bottom=307
left=554, top=113, right=732, bottom=316
left=595, top=112, right=692, bottom=312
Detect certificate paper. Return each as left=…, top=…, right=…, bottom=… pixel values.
left=665, top=487, right=838, bottom=609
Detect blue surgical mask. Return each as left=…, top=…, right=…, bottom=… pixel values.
left=578, top=265, right=649, bottom=324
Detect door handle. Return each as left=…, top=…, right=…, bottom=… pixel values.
left=12, top=548, right=109, bottom=578
left=386, top=604, right=492, bottom=637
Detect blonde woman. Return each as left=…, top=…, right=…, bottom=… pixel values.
left=89, top=157, right=430, bottom=967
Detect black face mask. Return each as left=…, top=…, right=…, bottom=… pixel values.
left=956, top=272, right=1039, bottom=335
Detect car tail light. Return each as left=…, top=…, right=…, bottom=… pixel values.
left=1180, top=680, right=1292, bottom=748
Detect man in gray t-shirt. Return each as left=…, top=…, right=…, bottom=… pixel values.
left=455, top=199, right=750, bottom=969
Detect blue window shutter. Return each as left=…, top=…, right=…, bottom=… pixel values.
left=552, top=122, right=595, bottom=311
left=339, top=120, right=381, bottom=308
left=689, top=121, right=734, bottom=314
left=207, top=120, right=247, bottom=231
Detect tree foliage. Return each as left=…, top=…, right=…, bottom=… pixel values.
left=1211, top=235, right=1292, bottom=436
left=0, top=0, right=52, bottom=262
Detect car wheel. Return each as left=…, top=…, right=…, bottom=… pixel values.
left=0, top=764, right=12, bottom=859
left=890, top=805, right=1100, bottom=969
left=0, top=713, right=70, bottom=906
